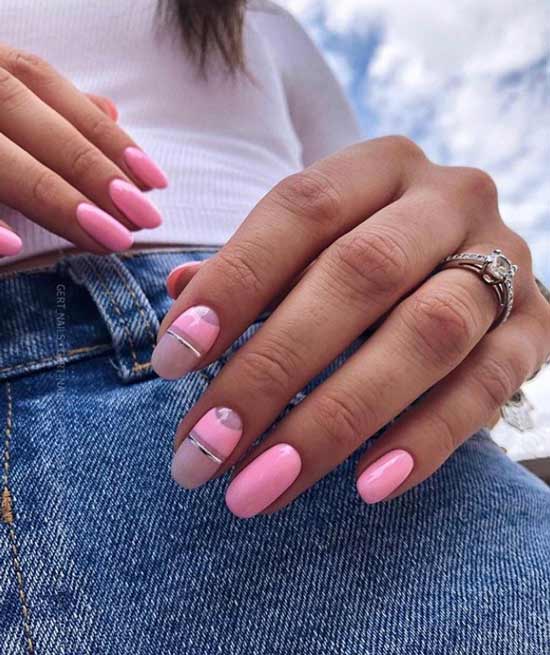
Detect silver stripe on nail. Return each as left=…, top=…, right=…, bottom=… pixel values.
left=187, top=431, right=224, bottom=465
left=166, top=330, right=201, bottom=358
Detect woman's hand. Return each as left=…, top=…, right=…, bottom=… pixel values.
left=153, top=136, right=550, bottom=518
left=0, top=44, right=167, bottom=257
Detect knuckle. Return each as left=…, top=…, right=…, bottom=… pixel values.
left=428, top=408, right=462, bottom=455
left=402, top=289, right=478, bottom=368
left=453, top=167, right=499, bottom=205
left=328, top=228, right=409, bottom=301
left=5, top=49, right=52, bottom=85
left=235, top=345, right=297, bottom=401
left=68, top=142, right=103, bottom=179
left=212, top=246, right=265, bottom=297
left=270, top=169, right=344, bottom=227
left=86, top=113, right=116, bottom=143
left=379, top=135, right=426, bottom=161
left=30, top=169, right=59, bottom=206
left=476, top=355, right=524, bottom=411
left=0, top=66, right=25, bottom=110
left=311, top=389, right=372, bottom=452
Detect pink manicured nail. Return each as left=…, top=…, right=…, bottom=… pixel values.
left=356, top=449, right=414, bottom=504
left=172, top=407, right=243, bottom=489
left=0, top=226, right=23, bottom=256
left=225, top=444, right=302, bottom=519
left=123, top=147, right=168, bottom=189
left=151, top=305, right=220, bottom=379
left=109, top=179, right=162, bottom=229
left=166, top=261, right=203, bottom=298
left=76, top=203, right=133, bottom=252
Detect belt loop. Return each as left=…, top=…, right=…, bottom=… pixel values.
left=64, top=254, right=159, bottom=383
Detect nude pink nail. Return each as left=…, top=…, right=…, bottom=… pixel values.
left=123, top=147, right=168, bottom=189
left=0, top=226, right=23, bottom=256
left=76, top=203, right=133, bottom=252
left=172, top=407, right=243, bottom=489
left=356, top=449, right=414, bottom=504
left=166, top=261, right=203, bottom=299
left=225, top=444, right=302, bottom=519
left=109, top=179, right=162, bottom=229
left=151, top=306, right=220, bottom=379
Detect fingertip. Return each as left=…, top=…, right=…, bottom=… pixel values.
left=166, top=261, right=203, bottom=299
left=0, top=224, right=23, bottom=256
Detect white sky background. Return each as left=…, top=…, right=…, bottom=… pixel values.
left=282, top=0, right=549, bottom=428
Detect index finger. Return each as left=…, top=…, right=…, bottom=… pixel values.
left=0, top=45, right=167, bottom=190
left=152, top=137, right=428, bottom=379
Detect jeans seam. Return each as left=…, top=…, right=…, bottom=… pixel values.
left=1, top=383, right=35, bottom=655
left=88, top=259, right=150, bottom=373
left=0, top=344, right=112, bottom=377
left=111, top=261, right=157, bottom=347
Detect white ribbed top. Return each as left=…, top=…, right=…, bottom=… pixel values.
left=0, top=0, right=360, bottom=263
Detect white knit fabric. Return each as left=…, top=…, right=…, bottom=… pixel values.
left=0, top=0, right=360, bottom=263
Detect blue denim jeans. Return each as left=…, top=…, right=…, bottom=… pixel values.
left=0, top=251, right=549, bottom=655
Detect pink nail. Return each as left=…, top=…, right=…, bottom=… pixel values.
left=166, top=261, right=203, bottom=298
left=225, top=444, right=302, bottom=519
left=123, top=147, right=168, bottom=189
left=0, top=226, right=23, bottom=256
left=356, top=449, right=414, bottom=504
left=151, top=305, right=220, bottom=379
left=76, top=203, right=133, bottom=252
left=172, top=407, right=243, bottom=489
left=109, top=179, right=162, bottom=229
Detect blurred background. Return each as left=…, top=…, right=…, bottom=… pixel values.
left=282, top=0, right=549, bottom=447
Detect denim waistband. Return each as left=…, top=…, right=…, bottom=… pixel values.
left=0, top=248, right=216, bottom=383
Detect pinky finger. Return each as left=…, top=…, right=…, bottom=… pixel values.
left=0, top=221, right=22, bottom=256
left=355, top=314, right=546, bottom=504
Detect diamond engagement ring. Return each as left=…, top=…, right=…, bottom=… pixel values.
left=440, top=249, right=518, bottom=328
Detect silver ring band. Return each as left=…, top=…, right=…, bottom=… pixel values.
left=440, top=249, right=518, bottom=328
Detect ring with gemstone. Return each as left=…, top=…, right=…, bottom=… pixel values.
left=439, top=249, right=518, bottom=328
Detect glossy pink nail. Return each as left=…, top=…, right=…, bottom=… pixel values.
left=76, top=203, right=133, bottom=252
left=151, top=305, right=220, bottom=379
left=356, top=449, right=414, bottom=504
left=123, top=147, right=168, bottom=189
left=166, top=261, right=203, bottom=299
left=109, top=179, right=162, bottom=229
left=225, top=444, right=302, bottom=519
left=172, top=407, right=243, bottom=489
left=0, top=226, right=22, bottom=256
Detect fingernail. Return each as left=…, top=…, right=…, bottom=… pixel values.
left=0, top=226, right=23, bottom=256
left=356, top=449, right=414, bottom=504
left=172, top=407, right=243, bottom=489
left=123, top=147, right=168, bottom=189
left=76, top=203, right=134, bottom=252
left=225, top=444, right=302, bottom=519
left=151, top=305, right=220, bottom=379
left=109, top=179, right=162, bottom=229
left=166, top=261, right=203, bottom=298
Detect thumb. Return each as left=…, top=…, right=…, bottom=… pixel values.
left=0, top=220, right=23, bottom=257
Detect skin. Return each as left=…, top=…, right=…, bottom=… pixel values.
left=0, top=44, right=158, bottom=253
left=161, top=137, right=550, bottom=513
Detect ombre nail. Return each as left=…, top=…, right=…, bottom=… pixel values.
left=0, top=226, right=22, bottom=256
left=109, top=179, right=162, bottom=229
left=123, top=147, right=168, bottom=189
left=76, top=203, right=133, bottom=252
left=172, top=407, right=243, bottom=489
left=356, top=449, right=414, bottom=504
left=225, top=444, right=302, bottom=519
left=151, top=305, right=220, bottom=379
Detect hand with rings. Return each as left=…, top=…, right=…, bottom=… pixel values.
left=153, top=136, right=550, bottom=518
